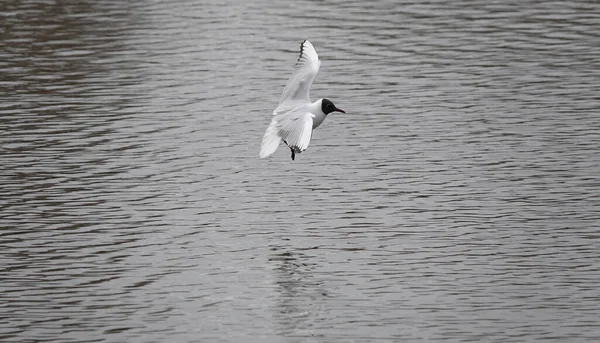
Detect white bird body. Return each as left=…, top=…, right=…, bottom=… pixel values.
left=260, top=40, right=344, bottom=161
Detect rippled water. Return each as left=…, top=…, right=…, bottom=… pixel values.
left=2, top=0, right=600, bottom=342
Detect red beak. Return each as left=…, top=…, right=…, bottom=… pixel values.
left=335, top=108, right=345, bottom=113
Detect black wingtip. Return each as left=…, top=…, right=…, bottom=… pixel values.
left=297, top=40, right=307, bottom=63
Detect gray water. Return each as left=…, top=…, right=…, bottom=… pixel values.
left=1, top=0, right=600, bottom=342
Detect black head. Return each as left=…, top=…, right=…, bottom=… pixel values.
left=321, top=98, right=345, bottom=115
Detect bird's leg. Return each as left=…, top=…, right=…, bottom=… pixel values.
left=283, top=139, right=295, bottom=161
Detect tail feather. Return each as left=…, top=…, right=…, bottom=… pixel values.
left=259, top=120, right=281, bottom=158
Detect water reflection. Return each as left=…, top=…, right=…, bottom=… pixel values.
left=1, top=0, right=141, bottom=96
left=1, top=0, right=149, bottom=230
left=1, top=3, right=152, bottom=341
left=270, top=245, right=327, bottom=337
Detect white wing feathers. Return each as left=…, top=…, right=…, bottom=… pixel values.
left=259, top=111, right=314, bottom=158
left=279, top=112, right=313, bottom=153
left=279, top=40, right=321, bottom=104
left=259, top=119, right=282, bottom=158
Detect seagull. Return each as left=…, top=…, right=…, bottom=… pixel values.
left=259, top=40, right=345, bottom=161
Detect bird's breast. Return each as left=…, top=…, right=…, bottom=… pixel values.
left=312, top=112, right=327, bottom=129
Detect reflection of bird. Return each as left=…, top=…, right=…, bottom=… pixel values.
left=269, top=247, right=328, bottom=336
left=260, top=40, right=345, bottom=161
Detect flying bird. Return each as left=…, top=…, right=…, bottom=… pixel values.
left=259, top=40, right=345, bottom=161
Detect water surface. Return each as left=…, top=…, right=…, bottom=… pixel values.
left=1, top=0, right=599, bottom=342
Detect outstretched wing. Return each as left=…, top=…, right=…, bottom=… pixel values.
left=279, top=40, right=321, bottom=105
